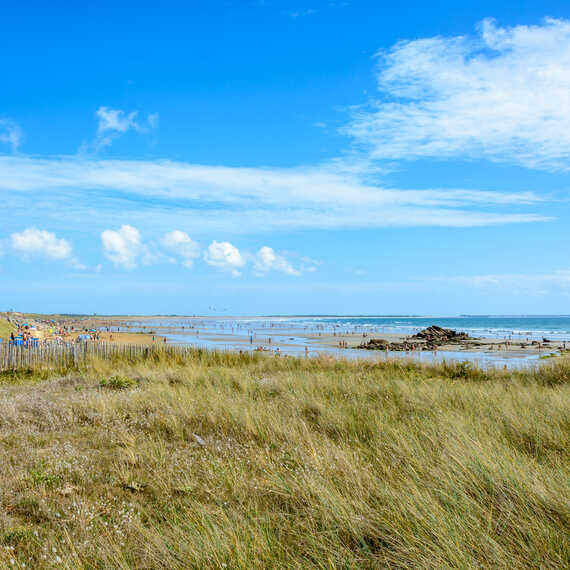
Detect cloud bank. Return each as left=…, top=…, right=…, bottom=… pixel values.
left=0, top=155, right=548, bottom=234
left=347, top=18, right=570, bottom=171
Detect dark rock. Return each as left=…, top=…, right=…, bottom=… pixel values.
left=357, top=325, right=475, bottom=351
left=410, top=325, right=471, bottom=343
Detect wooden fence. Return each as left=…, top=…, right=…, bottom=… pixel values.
left=0, top=341, right=198, bottom=372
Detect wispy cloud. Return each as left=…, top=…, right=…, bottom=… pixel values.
left=0, top=155, right=549, bottom=234
left=1, top=19, right=564, bottom=246
left=93, top=107, right=158, bottom=149
left=0, top=120, right=23, bottom=152
left=427, top=270, right=570, bottom=296
left=346, top=18, right=570, bottom=171
left=289, top=9, right=316, bottom=18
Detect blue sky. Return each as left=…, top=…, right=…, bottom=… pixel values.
left=1, top=0, right=569, bottom=315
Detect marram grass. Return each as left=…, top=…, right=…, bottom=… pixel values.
left=0, top=351, right=568, bottom=568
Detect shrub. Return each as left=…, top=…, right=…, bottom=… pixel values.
left=99, top=375, right=138, bottom=390
left=28, top=470, right=60, bottom=488
left=1, top=527, right=36, bottom=546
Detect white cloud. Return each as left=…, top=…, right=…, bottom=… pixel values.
left=96, top=107, right=139, bottom=134
left=94, top=107, right=158, bottom=149
left=101, top=224, right=144, bottom=269
left=428, top=270, right=570, bottom=296
left=9, top=227, right=83, bottom=268
left=347, top=18, right=570, bottom=171
left=0, top=156, right=548, bottom=232
left=204, top=240, right=245, bottom=277
left=254, top=247, right=300, bottom=276
left=162, top=230, right=200, bottom=268
left=10, top=227, right=72, bottom=260
left=0, top=120, right=23, bottom=151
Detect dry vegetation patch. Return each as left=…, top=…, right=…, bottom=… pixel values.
left=0, top=353, right=568, bottom=568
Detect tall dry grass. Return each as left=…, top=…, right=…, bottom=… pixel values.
left=0, top=351, right=568, bottom=568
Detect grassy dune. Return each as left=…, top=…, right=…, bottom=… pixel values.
left=0, top=352, right=568, bottom=568
left=0, top=318, right=15, bottom=340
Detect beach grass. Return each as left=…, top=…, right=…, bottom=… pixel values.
left=0, top=318, right=15, bottom=340
left=0, top=351, right=568, bottom=568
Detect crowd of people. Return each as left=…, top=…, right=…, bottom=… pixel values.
left=9, top=326, right=40, bottom=346
left=4, top=318, right=103, bottom=347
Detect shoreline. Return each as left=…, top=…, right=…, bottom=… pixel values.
left=2, top=313, right=569, bottom=364
left=307, top=331, right=568, bottom=355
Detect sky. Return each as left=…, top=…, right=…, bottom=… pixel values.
left=1, top=0, right=569, bottom=315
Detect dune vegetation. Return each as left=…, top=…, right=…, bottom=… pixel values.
left=0, top=319, right=15, bottom=341
left=0, top=350, right=568, bottom=569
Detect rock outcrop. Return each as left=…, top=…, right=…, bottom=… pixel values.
left=358, top=325, right=475, bottom=351
left=411, top=325, right=471, bottom=344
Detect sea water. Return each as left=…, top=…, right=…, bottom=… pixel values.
left=125, top=314, right=570, bottom=368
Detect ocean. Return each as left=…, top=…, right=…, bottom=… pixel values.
left=294, top=315, right=570, bottom=341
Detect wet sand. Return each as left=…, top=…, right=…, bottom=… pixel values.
left=307, top=331, right=568, bottom=355
left=67, top=331, right=167, bottom=345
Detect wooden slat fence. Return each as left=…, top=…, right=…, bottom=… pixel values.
left=0, top=341, right=199, bottom=372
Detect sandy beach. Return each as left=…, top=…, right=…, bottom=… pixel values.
left=0, top=313, right=166, bottom=345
